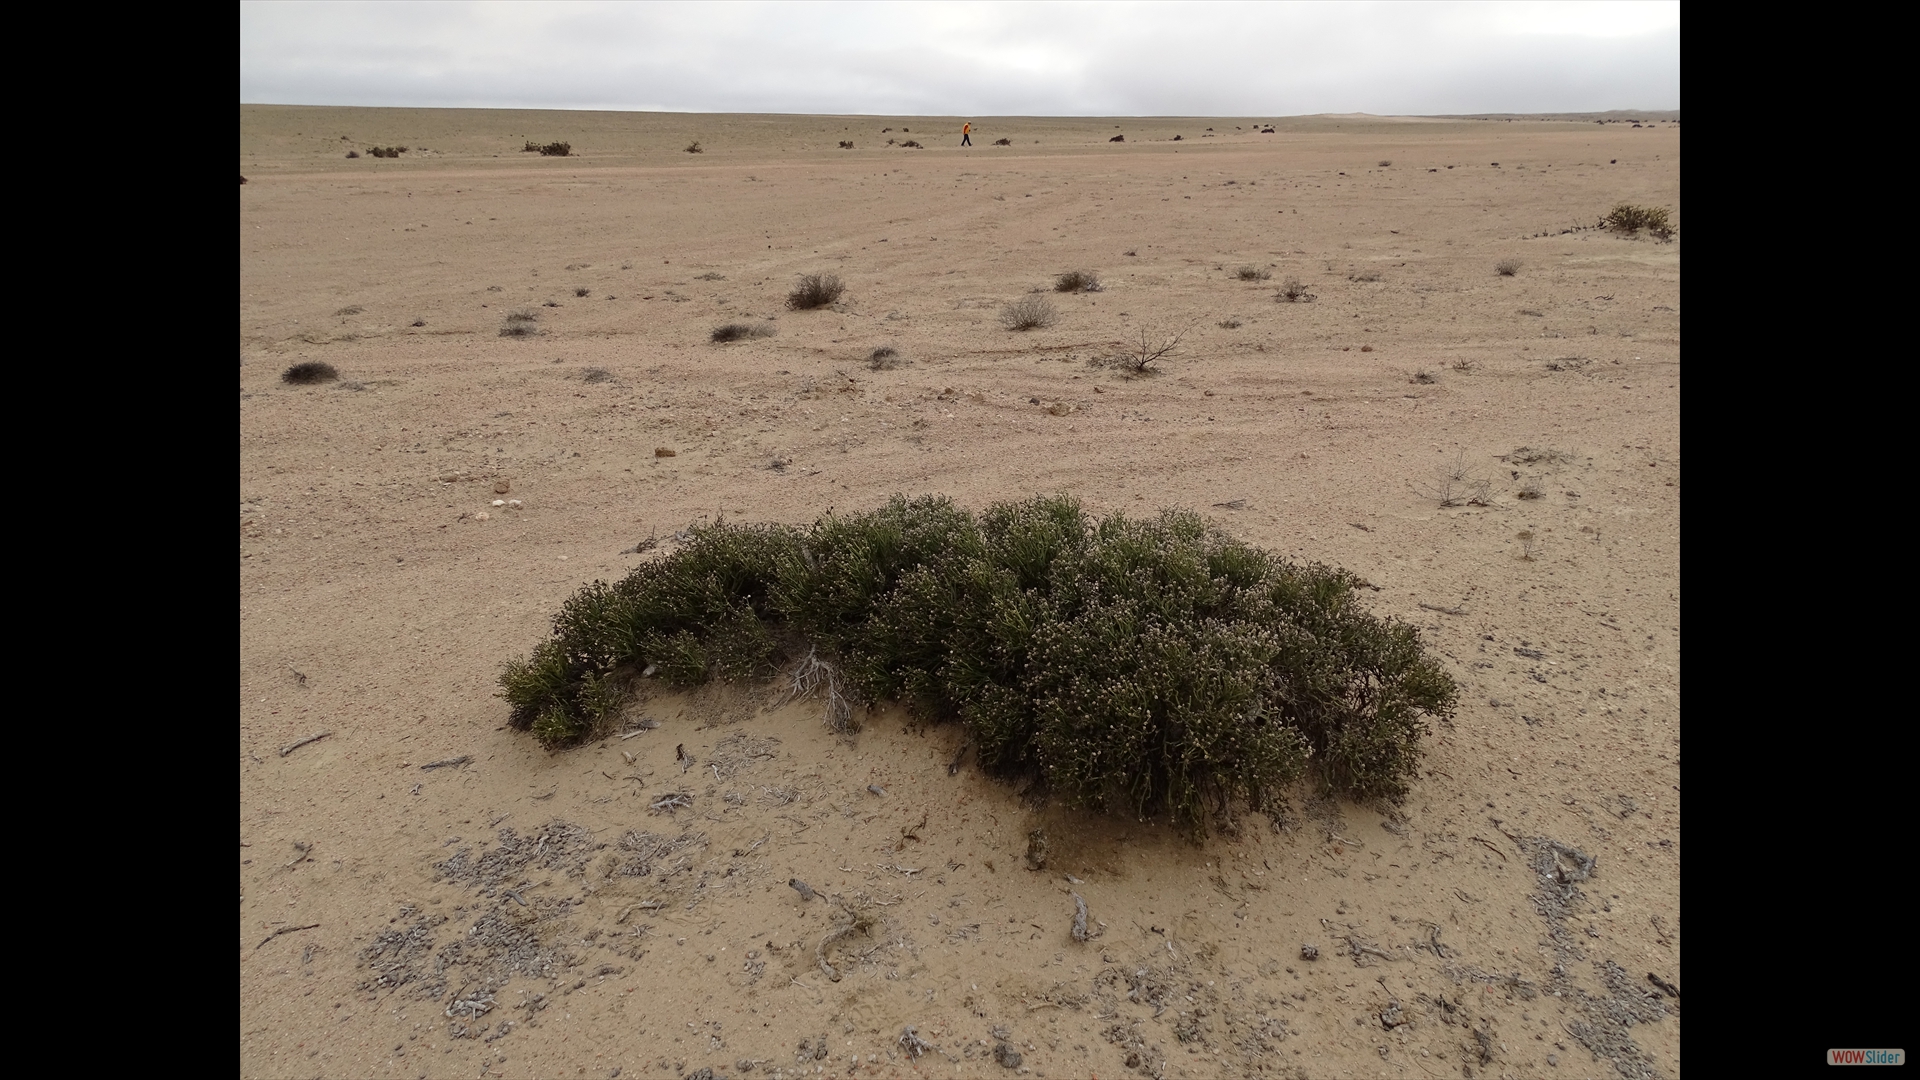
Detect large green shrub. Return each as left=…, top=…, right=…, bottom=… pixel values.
left=500, top=496, right=1456, bottom=829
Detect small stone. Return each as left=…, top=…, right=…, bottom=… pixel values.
left=1301, top=944, right=1319, bottom=961
left=492, top=499, right=506, bottom=507
left=1047, top=402, right=1073, bottom=416
left=1548, top=1053, right=1558, bottom=1066
left=992, top=1043, right=1022, bottom=1069
left=507, top=499, right=523, bottom=508
left=474, top=511, right=490, bottom=521
left=655, top=447, right=677, bottom=457
left=494, top=480, right=511, bottom=494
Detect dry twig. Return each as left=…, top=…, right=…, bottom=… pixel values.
left=256, top=923, right=320, bottom=950
left=279, top=732, right=331, bottom=757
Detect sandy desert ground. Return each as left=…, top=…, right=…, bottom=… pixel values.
left=240, top=105, right=1680, bottom=1080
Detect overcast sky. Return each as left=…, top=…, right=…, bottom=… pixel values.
left=239, top=1, right=1678, bottom=117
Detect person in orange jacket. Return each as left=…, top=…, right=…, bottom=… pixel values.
left=961, top=122, right=972, bottom=147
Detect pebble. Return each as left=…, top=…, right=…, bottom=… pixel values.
left=474, top=511, right=490, bottom=521
left=494, top=480, right=511, bottom=494
left=507, top=499, right=523, bottom=508
left=655, top=447, right=677, bottom=457
left=492, top=499, right=506, bottom=507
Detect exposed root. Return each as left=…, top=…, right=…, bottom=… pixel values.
left=778, top=645, right=857, bottom=733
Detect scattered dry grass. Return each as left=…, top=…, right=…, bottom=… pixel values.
left=1000, top=295, right=1057, bottom=331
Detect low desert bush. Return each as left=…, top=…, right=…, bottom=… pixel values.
left=582, top=368, right=612, bottom=384
left=574, top=286, right=591, bottom=297
left=1000, top=295, right=1057, bottom=331
left=839, top=140, right=854, bottom=149
left=993, top=138, right=1012, bottom=146
left=1097, top=324, right=1191, bottom=375
left=1109, top=135, right=1125, bottom=143
left=1602, top=203, right=1671, bottom=236
left=868, top=346, right=904, bottom=370
left=1054, top=270, right=1101, bottom=293
left=344, top=150, right=360, bottom=159
left=499, top=309, right=541, bottom=337
left=1495, top=259, right=1522, bottom=277
left=539, top=142, right=571, bottom=157
left=1411, top=369, right=1437, bottom=384
left=498, top=495, right=1457, bottom=829
left=1278, top=277, right=1315, bottom=302
left=367, top=146, right=407, bottom=158
left=1235, top=266, right=1271, bottom=281
left=1349, top=269, right=1381, bottom=282
left=1218, top=319, right=1243, bottom=329
left=1425, top=453, right=1492, bottom=508
left=684, top=141, right=702, bottom=154
left=711, top=322, right=776, bottom=343
left=282, top=361, right=340, bottom=385
left=787, top=274, right=845, bottom=310
left=899, top=140, right=923, bottom=149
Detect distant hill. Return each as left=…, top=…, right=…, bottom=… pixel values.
left=1420, top=110, right=1680, bottom=123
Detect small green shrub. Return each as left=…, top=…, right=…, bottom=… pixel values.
left=1054, top=270, right=1102, bottom=293
left=499, top=496, right=1457, bottom=832
left=711, top=322, right=775, bottom=343
left=787, top=274, right=845, bottom=310
left=282, top=361, right=339, bottom=385
left=499, top=309, right=540, bottom=337
left=1602, top=203, right=1673, bottom=237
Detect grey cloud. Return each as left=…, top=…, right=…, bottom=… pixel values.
left=240, top=2, right=1678, bottom=115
